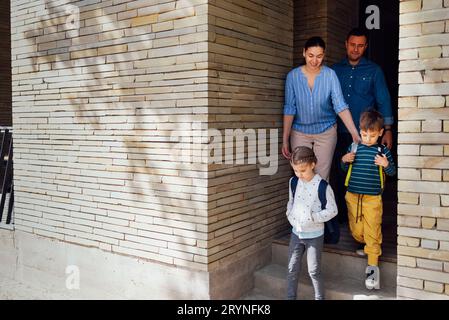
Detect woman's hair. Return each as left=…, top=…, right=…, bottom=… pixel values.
left=359, top=109, right=384, bottom=131
left=290, top=146, right=317, bottom=165
left=304, top=36, right=326, bottom=51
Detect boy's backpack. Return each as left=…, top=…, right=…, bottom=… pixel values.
left=290, top=176, right=340, bottom=244
left=344, top=143, right=386, bottom=192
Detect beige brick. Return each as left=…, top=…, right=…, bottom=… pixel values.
left=422, top=239, right=439, bottom=249
left=419, top=46, right=443, bottom=59
left=422, top=21, right=445, bottom=34
left=442, top=195, right=449, bottom=205
left=399, top=266, right=449, bottom=284
left=421, top=145, right=443, bottom=155
left=418, top=96, right=445, bottom=108
left=399, top=192, right=420, bottom=204
left=424, top=70, right=443, bottom=83
left=442, top=241, right=449, bottom=250
left=437, top=218, right=449, bottom=231
left=422, top=217, right=437, bottom=229
left=398, top=236, right=421, bottom=247
left=398, top=121, right=421, bottom=132
left=398, top=97, right=418, bottom=108
left=98, top=45, right=128, bottom=56
left=417, top=258, right=443, bottom=270
left=445, top=46, right=449, bottom=57
left=446, top=284, right=449, bottom=295
left=400, top=0, right=423, bottom=13
left=131, top=14, right=158, bottom=27
left=422, top=120, right=442, bottom=132
left=152, top=21, right=174, bottom=32
left=422, top=169, right=442, bottom=181
left=444, top=146, right=449, bottom=156
left=399, top=215, right=422, bottom=227
left=398, top=144, right=420, bottom=155
left=399, top=168, right=421, bottom=180
left=399, top=49, right=419, bottom=60
left=445, top=262, right=449, bottom=272
left=400, top=24, right=422, bottom=37
left=422, top=0, right=443, bottom=10
left=425, top=281, right=444, bottom=293
left=398, top=276, right=423, bottom=289
left=398, top=256, right=417, bottom=268
left=443, top=70, right=449, bottom=82
left=420, top=194, right=440, bottom=206
left=399, top=72, right=423, bottom=83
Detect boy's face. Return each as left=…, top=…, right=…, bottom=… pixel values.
left=291, top=162, right=315, bottom=182
left=360, top=128, right=384, bottom=146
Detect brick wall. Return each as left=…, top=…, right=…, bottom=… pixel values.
left=293, top=0, right=358, bottom=66
left=0, top=0, right=11, bottom=126
left=207, top=0, right=293, bottom=271
left=397, top=0, right=449, bottom=299
left=12, top=0, right=209, bottom=271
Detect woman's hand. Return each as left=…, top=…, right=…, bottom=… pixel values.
left=351, top=132, right=361, bottom=144
left=282, top=141, right=291, bottom=160
left=342, top=152, right=355, bottom=163
left=375, top=154, right=389, bottom=168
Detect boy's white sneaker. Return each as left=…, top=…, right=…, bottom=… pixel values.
left=365, top=265, right=380, bottom=290
left=356, top=244, right=366, bottom=257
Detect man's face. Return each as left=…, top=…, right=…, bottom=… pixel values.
left=345, top=35, right=368, bottom=63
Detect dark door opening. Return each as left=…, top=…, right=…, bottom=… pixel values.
left=0, top=0, right=11, bottom=127
left=325, top=0, right=399, bottom=262
left=360, top=0, right=399, bottom=261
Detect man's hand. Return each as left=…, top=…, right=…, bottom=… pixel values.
left=382, top=129, right=393, bottom=150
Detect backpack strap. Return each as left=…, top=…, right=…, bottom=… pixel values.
left=344, top=163, right=353, bottom=187
left=290, top=176, right=298, bottom=198
left=377, top=144, right=386, bottom=190
left=318, top=179, right=328, bottom=210
left=290, top=176, right=327, bottom=210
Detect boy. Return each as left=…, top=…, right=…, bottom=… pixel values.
left=286, top=146, right=338, bottom=300
left=341, top=110, right=396, bottom=290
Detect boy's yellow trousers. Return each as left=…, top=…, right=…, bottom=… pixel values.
left=345, top=191, right=383, bottom=266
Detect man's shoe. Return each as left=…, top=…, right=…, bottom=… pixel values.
left=356, top=244, right=366, bottom=257
left=365, top=265, right=380, bottom=290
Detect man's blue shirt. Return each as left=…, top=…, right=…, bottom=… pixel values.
left=331, top=57, right=393, bottom=132
left=283, top=65, right=348, bottom=134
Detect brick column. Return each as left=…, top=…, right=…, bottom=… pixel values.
left=398, top=0, right=449, bottom=299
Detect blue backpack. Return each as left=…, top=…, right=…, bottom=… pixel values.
left=290, top=177, right=340, bottom=244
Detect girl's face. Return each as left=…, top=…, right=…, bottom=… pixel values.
left=303, top=46, right=325, bottom=70
left=291, top=162, right=316, bottom=182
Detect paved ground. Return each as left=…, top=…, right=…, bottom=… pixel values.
left=0, top=276, right=73, bottom=299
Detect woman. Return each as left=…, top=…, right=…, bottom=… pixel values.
left=282, top=36, right=360, bottom=181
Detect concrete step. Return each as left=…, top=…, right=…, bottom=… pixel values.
left=272, top=241, right=397, bottom=286
left=253, top=263, right=396, bottom=300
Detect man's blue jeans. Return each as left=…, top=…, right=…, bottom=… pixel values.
left=286, top=233, right=324, bottom=300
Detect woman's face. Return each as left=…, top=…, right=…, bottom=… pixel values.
left=303, top=46, right=325, bottom=70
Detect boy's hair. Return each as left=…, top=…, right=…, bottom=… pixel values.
left=290, top=146, right=317, bottom=165
left=359, top=109, right=384, bottom=131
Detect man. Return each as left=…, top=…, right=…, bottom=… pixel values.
left=331, top=27, right=394, bottom=224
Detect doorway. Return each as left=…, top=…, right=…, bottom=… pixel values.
left=292, top=0, right=399, bottom=263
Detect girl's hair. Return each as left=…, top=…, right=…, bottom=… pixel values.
left=359, top=109, right=384, bottom=131
left=290, top=146, right=317, bottom=165
left=304, top=36, right=326, bottom=51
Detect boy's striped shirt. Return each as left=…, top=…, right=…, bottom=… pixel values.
left=341, top=143, right=396, bottom=195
